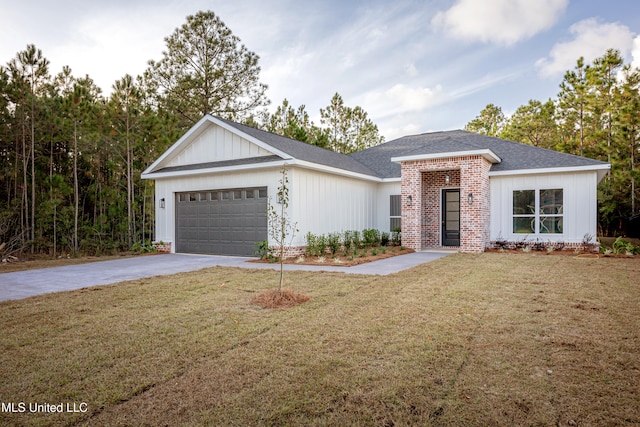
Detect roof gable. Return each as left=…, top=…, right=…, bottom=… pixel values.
left=142, top=116, right=280, bottom=176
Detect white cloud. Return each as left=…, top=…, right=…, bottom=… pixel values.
left=379, top=120, right=423, bottom=141
left=632, top=35, right=640, bottom=70
left=361, top=83, right=446, bottom=118
left=535, top=19, right=635, bottom=78
left=432, top=0, right=568, bottom=46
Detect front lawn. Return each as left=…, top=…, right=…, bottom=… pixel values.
left=0, top=253, right=638, bottom=426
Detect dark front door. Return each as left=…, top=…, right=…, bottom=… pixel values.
left=442, top=189, right=460, bottom=246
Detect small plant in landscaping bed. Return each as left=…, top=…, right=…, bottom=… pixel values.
left=380, top=246, right=387, bottom=254
left=295, top=255, right=305, bottom=263
left=371, top=248, right=378, bottom=256
left=343, top=230, right=353, bottom=253
left=352, top=230, right=362, bottom=249
left=494, top=233, right=508, bottom=250
left=362, top=229, right=380, bottom=247
left=254, top=240, right=273, bottom=260
left=326, top=232, right=341, bottom=255
left=381, top=231, right=390, bottom=246
left=514, top=236, right=529, bottom=249
left=316, top=256, right=326, bottom=264
left=391, top=228, right=401, bottom=246
left=582, top=233, right=597, bottom=252
left=532, top=239, right=545, bottom=251
left=305, top=232, right=317, bottom=256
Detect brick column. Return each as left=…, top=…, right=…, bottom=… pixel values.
left=399, top=155, right=492, bottom=253
left=400, top=162, right=421, bottom=251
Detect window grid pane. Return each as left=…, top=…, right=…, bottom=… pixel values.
left=512, top=189, right=563, bottom=235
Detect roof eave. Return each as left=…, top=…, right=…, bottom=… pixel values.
left=391, top=149, right=501, bottom=164
left=141, top=159, right=289, bottom=179
left=488, top=164, right=611, bottom=181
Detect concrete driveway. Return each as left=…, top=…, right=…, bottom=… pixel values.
left=0, top=251, right=451, bottom=302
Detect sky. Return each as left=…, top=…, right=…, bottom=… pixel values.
left=1, top=0, right=639, bottom=141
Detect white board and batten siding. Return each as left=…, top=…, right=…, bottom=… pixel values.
left=162, top=123, right=272, bottom=169
left=289, top=168, right=379, bottom=247
left=489, top=171, right=599, bottom=244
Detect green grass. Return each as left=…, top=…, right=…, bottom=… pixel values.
left=0, top=253, right=639, bottom=426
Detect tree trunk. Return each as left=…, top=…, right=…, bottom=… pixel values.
left=73, top=118, right=79, bottom=254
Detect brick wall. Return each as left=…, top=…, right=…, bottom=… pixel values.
left=152, top=241, right=172, bottom=253
left=400, top=155, right=492, bottom=253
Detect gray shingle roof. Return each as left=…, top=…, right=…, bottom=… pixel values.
left=216, top=117, right=380, bottom=177
left=350, top=130, right=609, bottom=178
left=153, top=116, right=608, bottom=179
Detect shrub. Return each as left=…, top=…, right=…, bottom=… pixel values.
left=362, top=229, right=380, bottom=247
left=327, top=232, right=342, bottom=255
left=343, top=230, right=353, bottom=253
left=380, top=231, right=390, bottom=247
left=254, top=240, right=271, bottom=259
left=316, top=234, right=327, bottom=256
left=391, top=228, right=401, bottom=246
left=305, top=232, right=317, bottom=256
left=352, top=230, right=362, bottom=249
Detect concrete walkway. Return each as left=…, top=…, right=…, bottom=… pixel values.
left=0, top=251, right=451, bottom=302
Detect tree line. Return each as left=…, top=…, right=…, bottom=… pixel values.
left=465, top=49, right=639, bottom=236
left=0, top=10, right=384, bottom=258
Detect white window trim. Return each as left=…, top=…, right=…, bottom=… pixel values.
left=512, top=188, right=564, bottom=235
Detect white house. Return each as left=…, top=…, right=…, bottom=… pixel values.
left=141, top=115, right=610, bottom=255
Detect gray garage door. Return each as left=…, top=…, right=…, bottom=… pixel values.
left=175, top=187, right=268, bottom=256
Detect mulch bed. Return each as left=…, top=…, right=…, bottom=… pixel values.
left=252, top=246, right=414, bottom=267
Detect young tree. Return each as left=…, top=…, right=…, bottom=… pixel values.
left=267, top=167, right=297, bottom=292
left=145, top=10, right=269, bottom=129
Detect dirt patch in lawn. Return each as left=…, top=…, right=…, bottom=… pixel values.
left=251, top=288, right=312, bottom=309
left=253, top=245, right=414, bottom=267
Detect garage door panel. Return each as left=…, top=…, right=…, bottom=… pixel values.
left=176, top=187, right=267, bottom=256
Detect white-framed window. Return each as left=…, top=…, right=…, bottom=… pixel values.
left=390, top=195, right=401, bottom=231
left=513, top=189, right=563, bottom=234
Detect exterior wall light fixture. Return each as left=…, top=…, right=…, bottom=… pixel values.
left=160, top=198, right=165, bottom=208
left=445, top=174, right=450, bottom=185
left=407, top=195, right=413, bottom=206
left=468, top=193, right=474, bottom=205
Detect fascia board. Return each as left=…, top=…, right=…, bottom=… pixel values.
left=141, top=159, right=289, bottom=180
left=488, top=164, right=611, bottom=178
left=391, top=149, right=501, bottom=164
